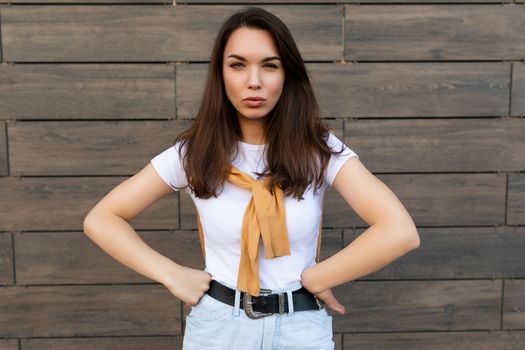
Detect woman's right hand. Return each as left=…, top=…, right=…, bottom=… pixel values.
left=162, top=264, right=213, bottom=307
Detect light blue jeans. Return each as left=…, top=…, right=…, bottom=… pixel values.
left=183, top=279, right=334, bottom=350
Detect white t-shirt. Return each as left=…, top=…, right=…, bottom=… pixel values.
left=150, top=132, right=358, bottom=290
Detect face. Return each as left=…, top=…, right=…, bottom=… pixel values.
left=222, top=27, right=285, bottom=126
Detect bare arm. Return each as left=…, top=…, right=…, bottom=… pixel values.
left=302, top=156, right=420, bottom=295
left=83, top=163, right=180, bottom=284
left=83, top=162, right=210, bottom=306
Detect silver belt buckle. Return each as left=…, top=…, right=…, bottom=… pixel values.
left=242, top=288, right=274, bottom=319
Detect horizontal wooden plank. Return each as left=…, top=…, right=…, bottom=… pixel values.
left=345, top=226, right=525, bottom=279
left=178, top=62, right=509, bottom=119
left=9, top=120, right=192, bottom=175
left=344, top=118, right=525, bottom=172
left=7, top=0, right=166, bottom=2
left=503, top=279, right=525, bottom=329
left=0, top=233, right=13, bottom=286
left=508, top=173, right=525, bottom=225
left=0, top=5, right=341, bottom=62
left=0, top=177, right=178, bottom=231
left=15, top=231, right=204, bottom=284
left=182, top=0, right=509, bottom=3
left=0, top=64, right=175, bottom=119
left=0, top=339, right=17, bottom=350
left=310, top=62, right=510, bottom=118
left=22, top=337, right=183, bottom=350
left=345, top=4, right=525, bottom=60
left=0, top=285, right=182, bottom=337
left=332, top=280, right=500, bottom=332
left=512, top=62, right=525, bottom=116
left=343, top=330, right=525, bottom=350
left=324, top=173, right=506, bottom=227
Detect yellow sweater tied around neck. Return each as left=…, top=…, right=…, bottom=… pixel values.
left=195, top=165, right=324, bottom=297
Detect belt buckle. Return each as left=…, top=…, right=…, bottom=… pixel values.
left=242, top=288, right=273, bottom=319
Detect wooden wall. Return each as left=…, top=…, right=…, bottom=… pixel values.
left=1, top=1, right=524, bottom=349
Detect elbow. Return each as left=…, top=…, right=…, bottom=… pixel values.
left=404, top=224, right=420, bottom=250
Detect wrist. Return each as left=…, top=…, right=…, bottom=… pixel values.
left=158, top=260, right=182, bottom=287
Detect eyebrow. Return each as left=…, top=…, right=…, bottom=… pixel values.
left=226, top=54, right=281, bottom=63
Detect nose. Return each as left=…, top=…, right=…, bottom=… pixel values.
left=247, top=67, right=262, bottom=89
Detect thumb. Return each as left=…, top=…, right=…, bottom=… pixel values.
left=318, top=291, right=346, bottom=315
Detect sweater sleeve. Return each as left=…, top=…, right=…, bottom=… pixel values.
left=325, top=132, right=359, bottom=187
left=150, top=142, right=188, bottom=191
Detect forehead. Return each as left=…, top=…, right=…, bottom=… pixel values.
left=223, top=27, right=279, bottom=59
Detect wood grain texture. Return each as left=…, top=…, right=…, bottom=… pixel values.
left=345, top=4, right=525, bottom=60
left=508, top=173, right=525, bottom=225
left=0, top=176, right=178, bottom=231
left=503, top=279, right=525, bottom=329
left=344, top=117, right=525, bottom=172
left=15, top=230, right=203, bottom=285
left=345, top=226, right=525, bottom=279
left=512, top=62, right=525, bottom=116
left=0, top=232, right=13, bottom=286
left=324, top=173, right=506, bottom=227
left=8, top=120, right=191, bottom=175
left=0, top=64, right=175, bottom=119
left=22, top=337, right=184, bottom=350
left=0, top=5, right=341, bottom=62
left=343, top=330, right=525, bottom=350
left=331, top=280, right=501, bottom=332
left=0, top=122, right=7, bottom=176
left=0, top=285, right=182, bottom=337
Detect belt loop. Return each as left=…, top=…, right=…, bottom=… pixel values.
left=233, top=289, right=241, bottom=317
left=286, top=289, right=294, bottom=315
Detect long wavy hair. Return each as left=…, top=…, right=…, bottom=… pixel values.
left=172, top=6, right=345, bottom=201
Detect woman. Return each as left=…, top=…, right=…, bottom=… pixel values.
left=83, top=7, right=420, bottom=350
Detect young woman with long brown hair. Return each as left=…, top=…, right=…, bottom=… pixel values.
left=84, top=7, right=420, bottom=349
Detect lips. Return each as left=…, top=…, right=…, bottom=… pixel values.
left=244, top=97, right=265, bottom=101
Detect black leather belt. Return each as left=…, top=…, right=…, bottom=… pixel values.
left=206, top=279, right=325, bottom=319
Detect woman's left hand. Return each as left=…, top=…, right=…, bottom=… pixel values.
left=301, top=268, right=346, bottom=315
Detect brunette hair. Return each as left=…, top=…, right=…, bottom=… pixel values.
left=172, top=6, right=346, bottom=200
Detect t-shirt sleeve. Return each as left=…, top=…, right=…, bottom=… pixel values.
left=150, top=142, right=188, bottom=191
left=325, top=132, right=359, bottom=187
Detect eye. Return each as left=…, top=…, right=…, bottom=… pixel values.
left=229, top=62, right=279, bottom=69
left=230, top=62, right=243, bottom=68
left=265, top=64, right=279, bottom=69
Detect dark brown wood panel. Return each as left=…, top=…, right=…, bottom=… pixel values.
left=0, top=232, right=13, bottom=286
left=22, top=337, right=183, bottom=350
left=9, top=120, right=191, bottom=175
left=0, top=340, right=17, bottom=350
left=0, top=285, right=182, bottom=337
left=344, top=226, right=525, bottom=279
left=0, top=122, right=7, bottom=176
left=343, top=330, right=525, bottom=350
left=0, top=5, right=341, bottom=62
left=331, top=280, right=501, bottom=332
left=8, top=0, right=166, bottom=2
left=0, top=64, right=175, bottom=120
left=512, top=62, right=525, bottom=116
left=344, top=117, right=525, bottom=172
left=508, top=173, right=525, bottom=225
left=15, top=231, right=203, bottom=285
left=503, top=279, right=525, bottom=329
left=323, top=173, right=506, bottom=227
left=0, top=177, right=178, bottom=231
left=345, top=5, right=525, bottom=60
left=182, top=0, right=509, bottom=3
left=308, top=62, right=510, bottom=118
